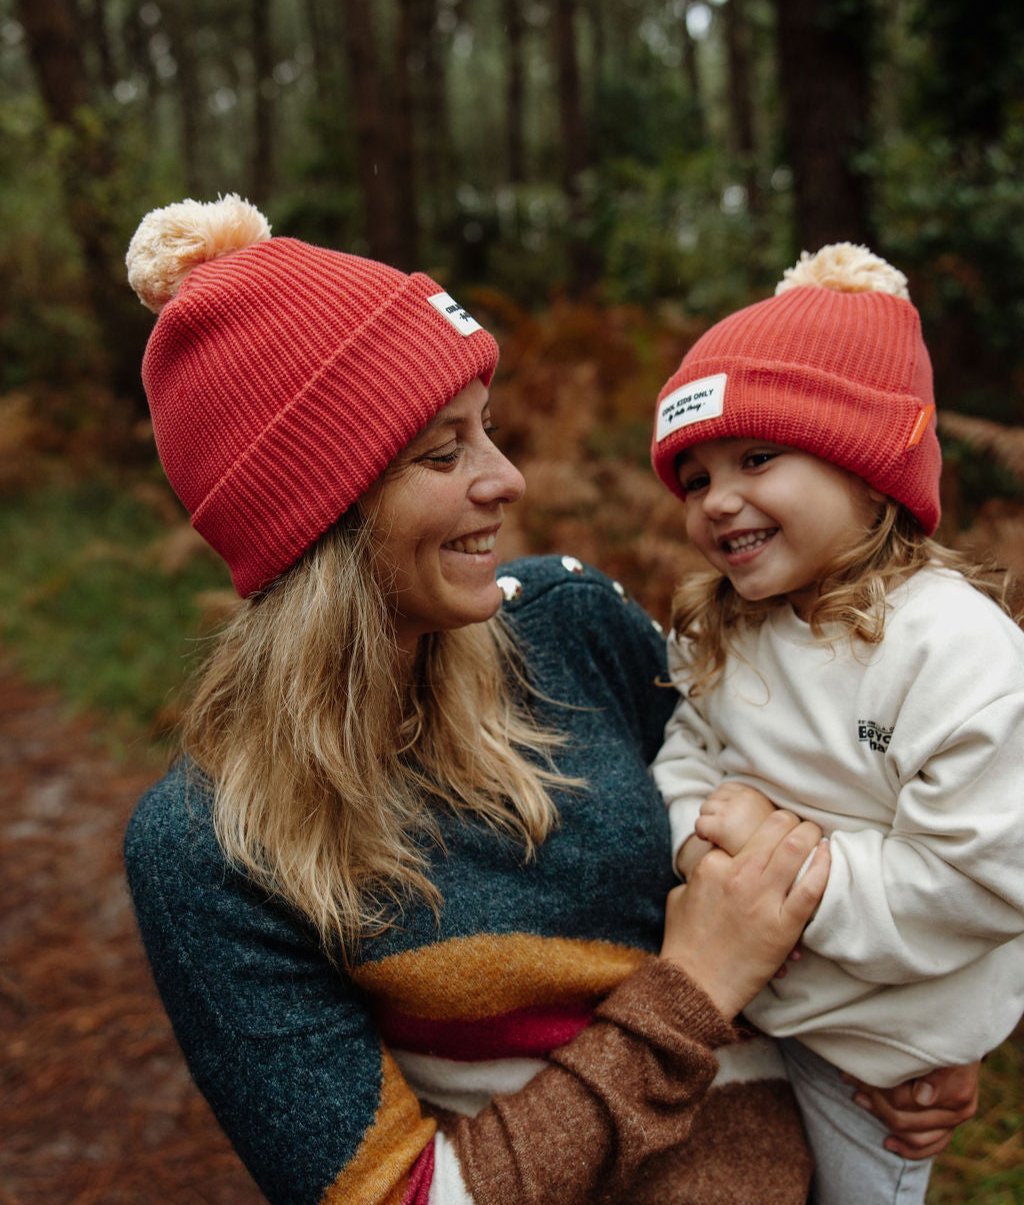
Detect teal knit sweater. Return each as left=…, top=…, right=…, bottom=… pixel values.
left=125, top=556, right=810, bottom=1204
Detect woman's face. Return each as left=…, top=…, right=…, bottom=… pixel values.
left=362, top=379, right=525, bottom=655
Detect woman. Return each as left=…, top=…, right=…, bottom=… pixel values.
left=123, top=196, right=976, bottom=1204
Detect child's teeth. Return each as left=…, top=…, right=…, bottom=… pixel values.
left=727, top=531, right=772, bottom=552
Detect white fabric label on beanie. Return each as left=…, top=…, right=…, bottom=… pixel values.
left=428, top=291, right=483, bottom=336
left=656, top=373, right=728, bottom=442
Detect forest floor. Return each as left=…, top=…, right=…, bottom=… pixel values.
left=0, top=667, right=262, bottom=1204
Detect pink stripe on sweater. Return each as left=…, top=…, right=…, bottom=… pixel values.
left=400, top=1142, right=434, bottom=1205
left=378, top=1001, right=593, bottom=1061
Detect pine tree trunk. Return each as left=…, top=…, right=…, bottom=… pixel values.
left=503, top=0, right=526, bottom=184
left=250, top=0, right=274, bottom=205
left=392, top=0, right=422, bottom=268
left=553, top=0, right=596, bottom=291
left=414, top=0, right=454, bottom=240
left=16, top=0, right=150, bottom=416
left=83, top=0, right=116, bottom=89
left=724, top=0, right=761, bottom=212
left=339, top=0, right=403, bottom=264
left=162, top=0, right=203, bottom=196
left=680, top=3, right=706, bottom=143
left=772, top=0, right=874, bottom=249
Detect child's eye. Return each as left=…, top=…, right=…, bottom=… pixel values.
left=680, top=470, right=710, bottom=493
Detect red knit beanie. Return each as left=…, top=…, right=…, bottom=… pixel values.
left=126, top=195, right=499, bottom=596
left=651, top=244, right=941, bottom=534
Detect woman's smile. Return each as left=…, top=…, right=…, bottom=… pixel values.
left=443, top=527, right=499, bottom=555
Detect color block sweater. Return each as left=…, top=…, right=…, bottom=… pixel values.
left=654, top=566, right=1024, bottom=1088
left=125, top=556, right=811, bottom=1204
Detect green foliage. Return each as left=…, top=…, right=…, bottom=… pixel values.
left=940, top=433, right=1024, bottom=527
left=906, top=2, right=1024, bottom=143
left=4, top=0, right=1024, bottom=419
left=872, top=127, right=1024, bottom=423
left=0, top=95, right=99, bottom=389
left=926, top=1026, right=1024, bottom=1204
left=590, top=74, right=696, bottom=166
left=0, top=476, right=229, bottom=757
left=593, top=151, right=794, bottom=310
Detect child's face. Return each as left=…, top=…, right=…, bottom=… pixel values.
left=676, top=438, right=884, bottom=618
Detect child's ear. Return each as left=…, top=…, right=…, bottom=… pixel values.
left=867, top=486, right=887, bottom=505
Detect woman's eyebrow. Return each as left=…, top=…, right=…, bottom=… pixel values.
left=416, top=397, right=492, bottom=441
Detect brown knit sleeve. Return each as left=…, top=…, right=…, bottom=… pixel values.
left=448, top=957, right=736, bottom=1204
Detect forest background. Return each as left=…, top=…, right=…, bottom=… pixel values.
left=1, top=0, right=1023, bottom=1201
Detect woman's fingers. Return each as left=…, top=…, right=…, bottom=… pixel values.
left=659, top=812, right=828, bottom=1020
left=883, top=1127, right=959, bottom=1159
left=844, top=1062, right=981, bottom=1160
left=737, top=810, right=829, bottom=907
left=782, top=835, right=830, bottom=924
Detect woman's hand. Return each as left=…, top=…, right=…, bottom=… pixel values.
left=660, top=810, right=830, bottom=1021
left=844, top=1062, right=981, bottom=1159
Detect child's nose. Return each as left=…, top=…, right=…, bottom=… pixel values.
left=702, top=476, right=742, bottom=517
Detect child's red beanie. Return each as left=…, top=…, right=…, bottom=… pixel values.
left=651, top=245, right=941, bottom=535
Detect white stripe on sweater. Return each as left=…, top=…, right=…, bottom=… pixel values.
left=428, top=1132, right=476, bottom=1205
left=393, top=1048, right=548, bottom=1117
left=712, top=1036, right=787, bottom=1085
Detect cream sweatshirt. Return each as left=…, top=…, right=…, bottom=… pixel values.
left=654, top=567, right=1024, bottom=1087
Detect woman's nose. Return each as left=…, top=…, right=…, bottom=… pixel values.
left=471, top=444, right=526, bottom=505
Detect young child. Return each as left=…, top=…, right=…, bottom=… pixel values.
left=649, top=244, right=1024, bottom=1205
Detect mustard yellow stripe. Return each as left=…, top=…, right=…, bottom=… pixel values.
left=351, top=933, right=647, bottom=1019
left=320, top=1048, right=436, bottom=1205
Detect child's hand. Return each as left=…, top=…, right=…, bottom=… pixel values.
left=695, top=782, right=777, bottom=856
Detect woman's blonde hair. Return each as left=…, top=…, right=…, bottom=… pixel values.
left=181, top=509, right=570, bottom=961
left=673, top=501, right=1020, bottom=695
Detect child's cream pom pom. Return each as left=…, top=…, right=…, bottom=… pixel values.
left=126, top=194, right=271, bottom=313
left=775, top=242, right=910, bottom=302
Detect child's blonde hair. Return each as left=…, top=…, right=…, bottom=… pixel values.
left=672, top=502, right=1020, bottom=696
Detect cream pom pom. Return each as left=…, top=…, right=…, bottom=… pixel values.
left=775, top=242, right=910, bottom=302
left=126, top=194, right=272, bottom=313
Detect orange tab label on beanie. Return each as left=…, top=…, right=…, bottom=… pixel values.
left=656, top=373, right=728, bottom=442
left=906, top=404, right=936, bottom=449
left=428, top=291, right=483, bottom=336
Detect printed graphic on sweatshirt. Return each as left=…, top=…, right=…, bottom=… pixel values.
left=858, top=720, right=893, bottom=752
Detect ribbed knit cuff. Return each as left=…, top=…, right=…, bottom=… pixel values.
left=595, top=955, right=737, bottom=1051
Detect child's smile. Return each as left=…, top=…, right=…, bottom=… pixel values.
left=677, top=438, right=883, bottom=617
left=718, top=527, right=779, bottom=558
